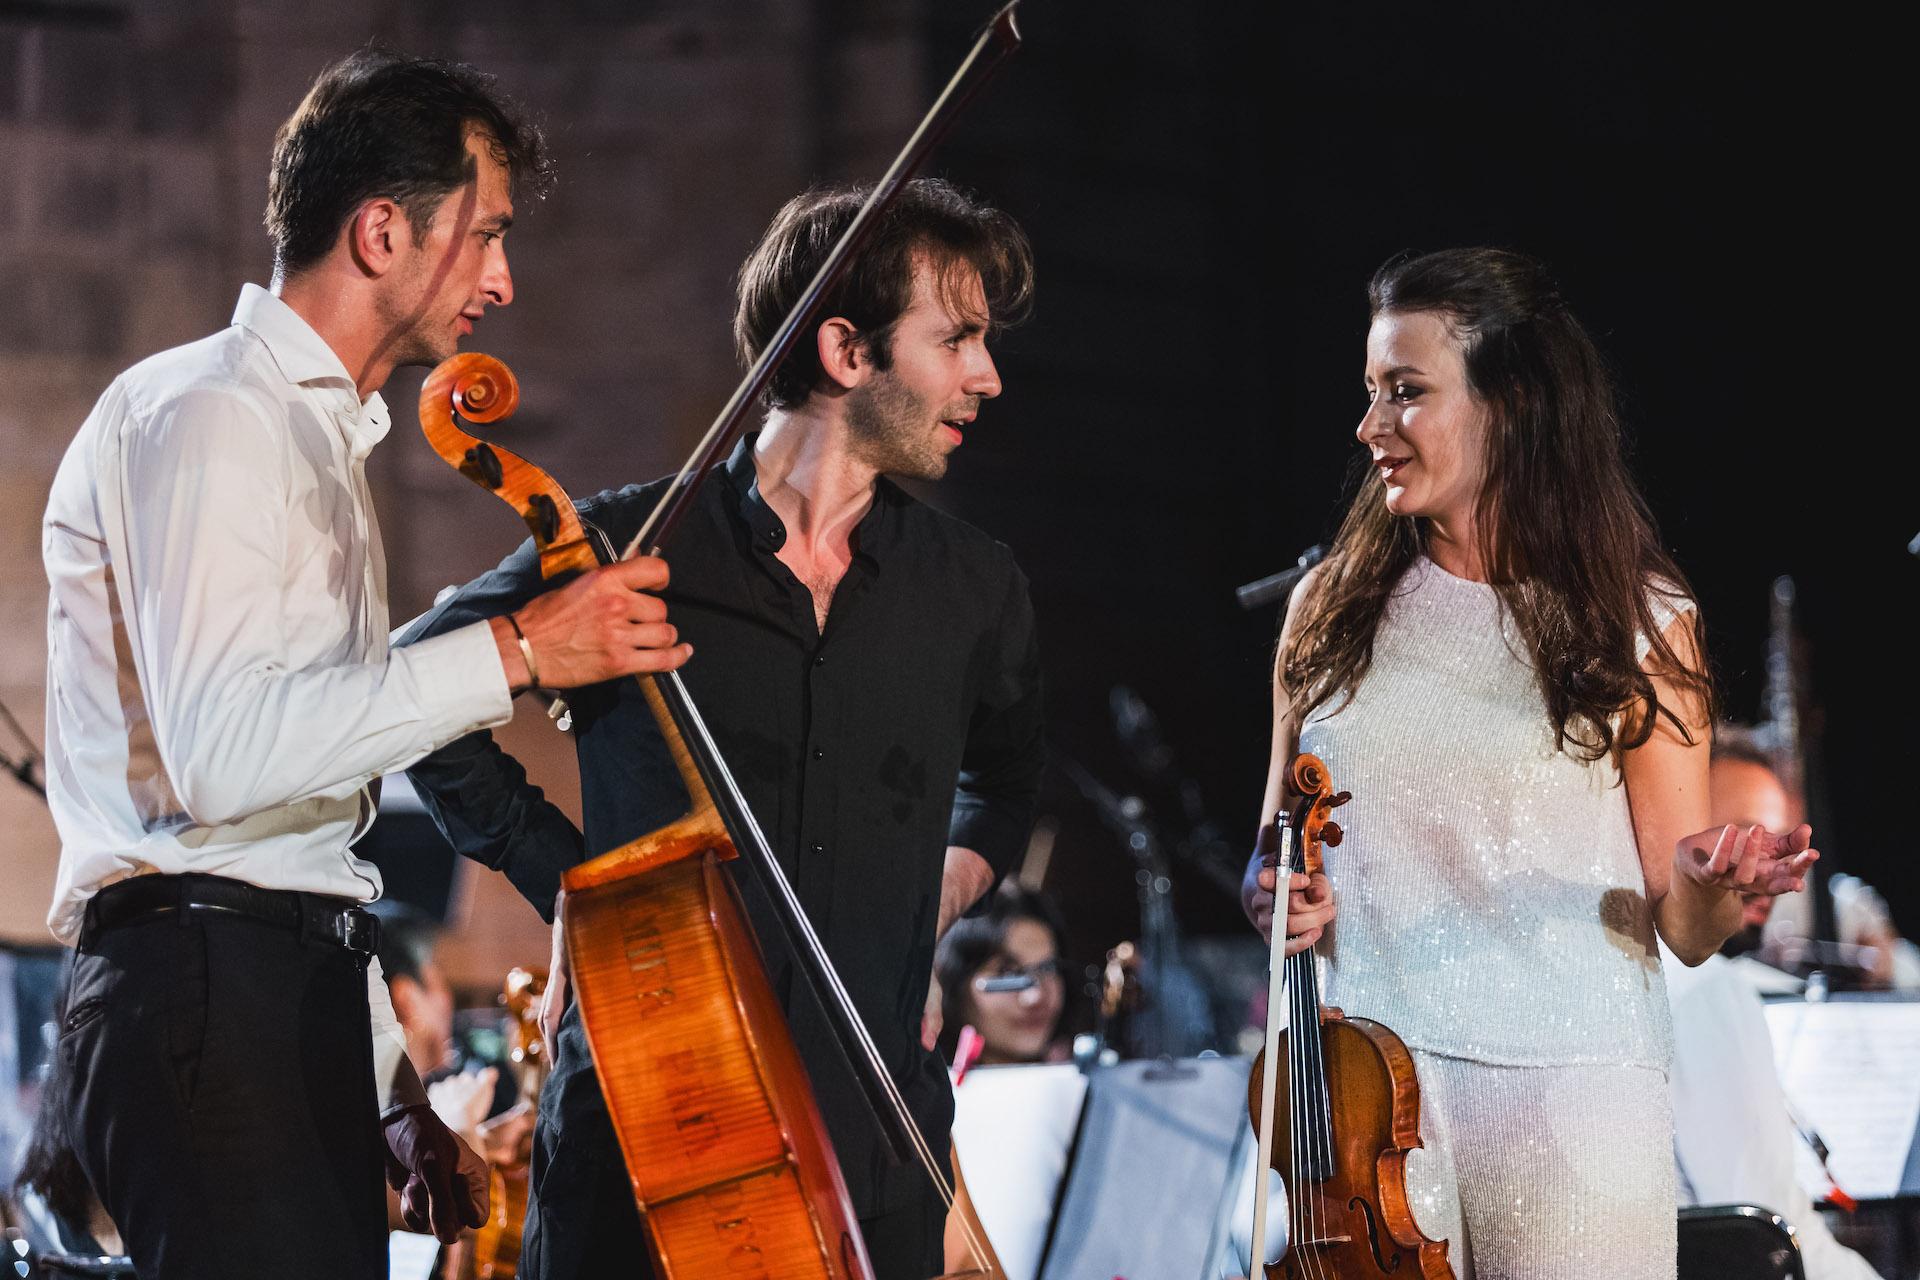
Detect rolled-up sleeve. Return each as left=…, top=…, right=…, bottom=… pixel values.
left=946, top=560, right=1044, bottom=881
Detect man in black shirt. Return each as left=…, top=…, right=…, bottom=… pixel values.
left=399, top=177, right=1043, bottom=1279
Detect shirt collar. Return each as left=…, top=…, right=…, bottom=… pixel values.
left=232, top=284, right=391, bottom=457
left=721, top=432, right=893, bottom=569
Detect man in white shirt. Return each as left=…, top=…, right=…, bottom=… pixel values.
left=41, top=50, right=689, bottom=1280
left=1666, top=734, right=1882, bottom=1279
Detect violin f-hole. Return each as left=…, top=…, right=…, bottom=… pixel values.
left=1348, top=1195, right=1403, bottom=1272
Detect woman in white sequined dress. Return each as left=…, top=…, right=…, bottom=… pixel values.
left=1240, top=248, right=1818, bottom=1280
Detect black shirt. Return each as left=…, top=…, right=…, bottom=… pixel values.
left=397, top=434, right=1044, bottom=1213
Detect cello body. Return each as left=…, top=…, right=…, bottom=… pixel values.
left=566, top=845, right=870, bottom=1279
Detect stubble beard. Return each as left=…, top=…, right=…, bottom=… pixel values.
left=375, top=256, right=459, bottom=372
left=846, top=369, right=948, bottom=482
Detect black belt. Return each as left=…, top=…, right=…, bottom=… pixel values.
left=82, top=873, right=381, bottom=955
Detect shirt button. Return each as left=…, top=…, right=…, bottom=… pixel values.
left=812, top=747, right=825, bottom=760
left=814, top=655, right=825, bottom=667
left=811, top=843, right=825, bottom=856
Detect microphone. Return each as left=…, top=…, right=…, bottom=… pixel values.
left=1235, top=544, right=1326, bottom=611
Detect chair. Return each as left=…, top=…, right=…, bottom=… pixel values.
left=1678, top=1204, right=1805, bottom=1280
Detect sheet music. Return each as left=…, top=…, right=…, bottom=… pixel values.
left=1765, top=999, right=1920, bottom=1200
left=951, top=1063, right=1090, bottom=1280
left=387, top=1231, right=441, bottom=1280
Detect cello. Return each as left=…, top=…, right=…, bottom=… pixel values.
left=415, top=9, right=1024, bottom=1277
left=1245, top=754, right=1453, bottom=1279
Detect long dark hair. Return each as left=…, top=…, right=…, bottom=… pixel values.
left=1282, top=247, right=1713, bottom=761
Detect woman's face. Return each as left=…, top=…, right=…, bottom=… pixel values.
left=966, top=918, right=1065, bottom=1065
left=1356, top=309, right=1490, bottom=542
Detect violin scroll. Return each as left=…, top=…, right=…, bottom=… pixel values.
left=1286, top=752, right=1353, bottom=874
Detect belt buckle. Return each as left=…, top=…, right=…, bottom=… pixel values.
left=342, top=909, right=380, bottom=955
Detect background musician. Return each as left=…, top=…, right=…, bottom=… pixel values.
left=38, top=49, right=691, bottom=1279
left=934, top=881, right=1072, bottom=1066
left=1240, top=247, right=1818, bottom=1277
left=398, top=177, right=1045, bottom=1279
left=1664, top=733, right=1883, bottom=1278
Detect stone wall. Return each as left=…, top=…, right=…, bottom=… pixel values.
left=0, top=0, right=928, bottom=973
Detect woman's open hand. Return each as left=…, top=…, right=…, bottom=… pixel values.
left=1673, top=822, right=1818, bottom=897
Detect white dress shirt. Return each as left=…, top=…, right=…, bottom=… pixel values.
left=1663, top=941, right=1884, bottom=1279
left=42, top=284, right=513, bottom=1092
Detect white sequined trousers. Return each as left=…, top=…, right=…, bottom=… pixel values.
left=1402, top=1050, right=1677, bottom=1280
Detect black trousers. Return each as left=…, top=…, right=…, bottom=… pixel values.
left=521, top=1000, right=948, bottom=1280
left=62, top=904, right=387, bottom=1280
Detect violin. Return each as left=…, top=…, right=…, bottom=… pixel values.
left=1246, top=754, right=1452, bottom=1279
left=416, top=9, right=1025, bottom=1277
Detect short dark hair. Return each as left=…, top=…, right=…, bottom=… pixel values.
left=733, top=177, right=1035, bottom=409
left=265, top=47, right=552, bottom=277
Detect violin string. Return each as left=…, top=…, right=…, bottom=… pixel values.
left=1298, top=834, right=1337, bottom=1280
left=1284, top=833, right=1329, bottom=1280
left=1290, top=947, right=1325, bottom=1280
left=1253, top=814, right=1290, bottom=1280
left=1287, top=945, right=1306, bottom=1277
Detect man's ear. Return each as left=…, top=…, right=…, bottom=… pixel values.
left=347, top=197, right=411, bottom=278
left=815, top=316, right=872, bottom=391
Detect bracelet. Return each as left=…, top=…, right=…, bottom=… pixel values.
left=504, top=612, right=541, bottom=689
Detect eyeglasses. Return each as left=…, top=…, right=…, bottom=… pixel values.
left=972, top=958, right=1064, bottom=994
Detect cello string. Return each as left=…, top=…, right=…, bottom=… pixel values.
left=658, top=670, right=983, bottom=1260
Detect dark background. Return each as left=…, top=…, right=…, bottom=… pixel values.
left=0, top=0, right=1902, bottom=980
left=910, top=2, right=1909, bottom=964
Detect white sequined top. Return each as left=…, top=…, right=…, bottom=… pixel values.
left=1298, top=556, right=1685, bottom=1070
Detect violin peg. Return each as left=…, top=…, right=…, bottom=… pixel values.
left=1331, top=790, right=1353, bottom=809
left=1321, top=821, right=1343, bottom=847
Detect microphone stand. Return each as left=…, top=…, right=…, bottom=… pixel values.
left=1058, top=754, right=1213, bottom=1069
